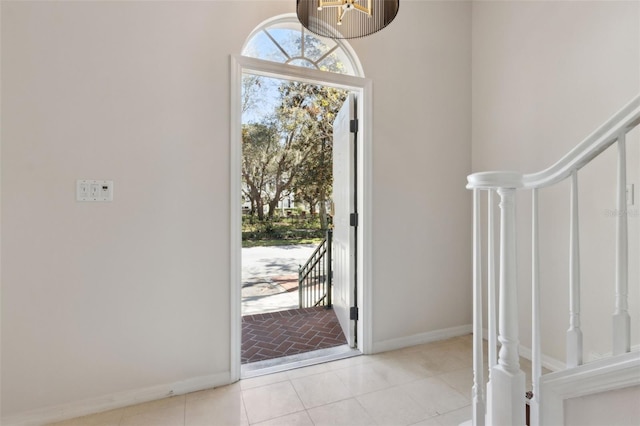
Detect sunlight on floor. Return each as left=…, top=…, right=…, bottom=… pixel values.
left=49, top=335, right=534, bottom=426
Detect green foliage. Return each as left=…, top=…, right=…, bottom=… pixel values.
left=241, top=75, right=348, bottom=227
left=242, top=215, right=326, bottom=242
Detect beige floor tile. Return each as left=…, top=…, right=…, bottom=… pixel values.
left=383, top=351, right=449, bottom=378
left=409, top=416, right=443, bottom=426
left=368, top=356, right=434, bottom=385
left=437, top=368, right=473, bottom=401
left=430, top=405, right=471, bottom=426
left=121, top=395, right=185, bottom=419
left=120, top=403, right=185, bottom=426
left=401, top=377, right=469, bottom=416
left=186, top=382, right=241, bottom=403
left=456, top=334, right=473, bottom=344
left=307, top=398, right=375, bottom=426
left=240, top=370, right=290, bottom=390
left=285, top=362, right=332, bottom=380
left=333, top=362, right=393, bottom=396
left=242, top=380, right=305, bottom=424
left=415, top=344, right=472, bottom=374
left=291, top=370, right=353, bottom=408
left=252, top=410, right=314, bottom=426
left=185, top=388, right=248, bottom=426
left=45, top=336, right=483, bottom=426
left=47, top=408, right=124, bottom=426
left=325, top=353, right=373, bottom=371
left=357, top=386, right=434, bottom=426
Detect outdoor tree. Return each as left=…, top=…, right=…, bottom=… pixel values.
left=284, top=84, right=347, bottom=229
left=241, top=74, right=263, bottom=114
left=241, top=121, right=279, bottom=221
left=241, top=75, right=347, bottom=228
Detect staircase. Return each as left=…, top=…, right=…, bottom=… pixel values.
left=466, top=94, right=640, bottom=425
left=298, top=229, right=333, bottom=308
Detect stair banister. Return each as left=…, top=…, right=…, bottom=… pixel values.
left=467, top=94, right=640, bottom=426
left=521, top=95, right=640, bottom=189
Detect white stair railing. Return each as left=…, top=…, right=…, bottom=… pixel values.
left=614, top=131, right=631, bottom=356
left=467, top=94, right=640, bottom=426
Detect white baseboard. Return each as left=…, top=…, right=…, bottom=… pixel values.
left=1, top=371, right=231, bottom=426
left=371, top=324, right=472, bottom=354
left=481, top=327, right=565, bottom=372
left=518, top=344, right=565, bottom=372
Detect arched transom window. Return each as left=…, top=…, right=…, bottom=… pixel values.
left=242, top=15, right=363, bottom=77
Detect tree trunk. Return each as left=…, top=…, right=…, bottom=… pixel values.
left=267, top=194, right=281, bottom=219
left=319, top=187, right=328, bottom=230
left=257, top=199, right=265, bottom=221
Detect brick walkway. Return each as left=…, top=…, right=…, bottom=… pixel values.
left=242, top=307, right=347, bottom=364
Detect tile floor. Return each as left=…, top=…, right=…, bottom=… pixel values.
left=50, top=335, right=533, bottom=426
left=242, top=307, right=347, bottom=364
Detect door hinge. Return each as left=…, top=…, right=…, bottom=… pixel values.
left=350, top=213, right=358, bottom=227
left=350, top=306, right=359, bottom=321
left=350, top=119, right=359, bottom=133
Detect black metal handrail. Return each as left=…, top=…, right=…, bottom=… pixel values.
left=298, top=229, right=332, bottom=308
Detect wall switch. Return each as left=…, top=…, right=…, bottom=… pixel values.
left=77, top=180, right=113, bottom=202
left=627, top=184, right=634, bottom=206
left=78, top=182, right=90, bottom=198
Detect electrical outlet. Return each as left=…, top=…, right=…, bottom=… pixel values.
left=77, top=180, right=113, bottom=202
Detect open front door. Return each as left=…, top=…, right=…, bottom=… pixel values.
left=332, top=93, right=357, bottom=348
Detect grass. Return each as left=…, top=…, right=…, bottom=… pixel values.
left=241, top=214, right=327, bottom=248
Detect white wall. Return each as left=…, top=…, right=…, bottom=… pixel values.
left=472, top=1, right=640, bottom=366
left=351, top=0, right=473, bottom=350
left=1, top=0, right=473, bottom=420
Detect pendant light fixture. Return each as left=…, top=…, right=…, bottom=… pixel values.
left=297, top=0, right=399, bottom=39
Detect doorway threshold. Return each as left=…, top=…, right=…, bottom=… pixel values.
left=241, top=344, right=360, bottom=379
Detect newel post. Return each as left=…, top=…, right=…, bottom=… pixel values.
left=467, top=172, right=525, bottom=426
left=489, top=185, right=526, bottom=426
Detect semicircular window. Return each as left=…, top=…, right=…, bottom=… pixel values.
left=242, top=17, right=360, bottom=76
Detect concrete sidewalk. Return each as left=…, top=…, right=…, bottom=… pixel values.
left=241, top=244, right=316, bottom=315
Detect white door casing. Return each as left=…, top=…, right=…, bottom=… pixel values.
left=230, top=55, right=372, bottom=382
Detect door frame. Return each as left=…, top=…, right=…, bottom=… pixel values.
left=229, top=54, right=373, bottom=382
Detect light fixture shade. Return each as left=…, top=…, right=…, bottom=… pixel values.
left=297, top=0, right=399, bottom=39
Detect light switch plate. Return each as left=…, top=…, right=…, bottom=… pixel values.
left=77, top=180, right=113, bottom=202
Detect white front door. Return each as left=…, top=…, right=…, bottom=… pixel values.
left=332, top=93, right=357, bottom=348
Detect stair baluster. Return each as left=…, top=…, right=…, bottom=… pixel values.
left=530, top=188, right=541, bottom=425
left=614, top=132, right=631, bottom=355
left=472, top=188, right=486, bottom=426
left=567, top=171, right=583, bottom=368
